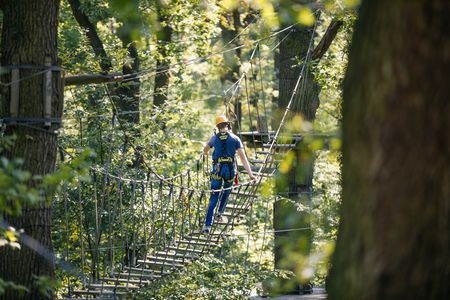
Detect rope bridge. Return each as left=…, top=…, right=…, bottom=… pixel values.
left=55, top=22, right=316, bottom=299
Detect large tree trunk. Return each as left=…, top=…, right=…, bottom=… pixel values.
left=328, top=1, right=450, bottom=299
left=0, top=1, right=61, bottom=299
left=272, top=24, right=319, bottom=295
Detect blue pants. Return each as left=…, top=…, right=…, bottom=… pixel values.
left=205, top=178, right=232, bottom=226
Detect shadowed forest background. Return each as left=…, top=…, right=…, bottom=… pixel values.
left=0, top=0, right=448, bottom=299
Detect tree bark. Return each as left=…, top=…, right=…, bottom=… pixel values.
left=272, top=24, right=319, bottom=295
left=153, top=9, right=172, bottom=108
left=115, top=33, right=140, bottom=124
left=0, top=0, right=61, bottom=299
left=311, top=19, right=344, bottom=61
left=328, top=1, right=450, bottom=299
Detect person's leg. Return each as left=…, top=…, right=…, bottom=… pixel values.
left=205, top=179, right=223, bottom=226
left=217, top=180, right=233, bottom=215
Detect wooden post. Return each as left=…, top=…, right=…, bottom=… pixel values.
left=56, top=58, right=65, bottom=123
left=10, top=67, right=20, bottom=122
left=44, top=57, right=52, bottom=127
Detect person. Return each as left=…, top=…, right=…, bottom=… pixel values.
left=202, top=115, right=256, bottom=234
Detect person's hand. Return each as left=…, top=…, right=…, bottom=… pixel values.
left=249, top=174, right=256, bottom=181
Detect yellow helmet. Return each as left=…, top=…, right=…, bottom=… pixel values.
left=215, top=115, right=229, bottom=126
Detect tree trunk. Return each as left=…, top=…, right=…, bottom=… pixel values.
left=272, top=24, right=319, bottom=294
left=328, top=1, right=450, bottom=299
left=0, top=0, right=61, bottom=299
left=68, top=0, right=140, bottom=125
left=114, top=35, right=141, bottom=125
left=153, top=10, right=172, bottom=107
left=220, top=9, right=242, bottom=130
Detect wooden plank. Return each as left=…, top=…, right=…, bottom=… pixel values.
left=137, top=259, right=184, bottom=268
left=176, top=239, right=219, bottom=248
left=166, top=246, right=206, bottom=254
left=123, top=266, right=171, bottom=276
left=240, top=170, right=274, bottom=178
left=65, top=73, right=124, bottom=86
left=255, top=151, right=273, bottom=155
left=238, top=131, right=303, bottom=144
left=226, top=203, right=247, bottom=211
left=221, top=211, right=245, bottom=218
left=112, top=272, right=162, bottom=280
left=263, top=143, right=296, bottom=149
left=189, top=231, right=230, bottom=238
left=154, top=251, right=199, bottom=260
left=183, top=235, right=224, bottom=242
left=100, top=277, right=149, bottom=285
left=230, top=191, right=258, bottom=198
left=72, top=289, right=125, bottom=296
left=214, top=219, right=239, bottom=226
left=87, top=283, right=139, bottom=290
left=145, top=255, right=190, bottom=264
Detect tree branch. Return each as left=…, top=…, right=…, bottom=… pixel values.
left=311, top=19, right=344, bottom=61
left=67, top=0, right=112, bottom=72
left=65, top=73, right=124, bottom=86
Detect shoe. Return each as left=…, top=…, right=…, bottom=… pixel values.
left=215, top=214, right=227, bottom=223
left=202, top=225, right=211, bottom=234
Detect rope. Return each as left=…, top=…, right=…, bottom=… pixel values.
left=54, top=18, right=323, bottom=298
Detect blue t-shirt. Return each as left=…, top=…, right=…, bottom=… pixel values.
left=207, top=132, right=243, bottom=161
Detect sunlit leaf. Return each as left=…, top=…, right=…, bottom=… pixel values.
left=344, top=0, right=361, bottom=8
left=296, top=7, right=315, bottom=27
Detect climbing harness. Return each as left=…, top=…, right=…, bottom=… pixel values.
left=211, top=133, right=237, bottom=182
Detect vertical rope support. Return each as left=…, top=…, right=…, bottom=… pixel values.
left=131, top=180, right=137, bottom=266
left=257, top=43, right=269, bottom=132
left=196, top=191, right=205, bottom=231
left=92, top=171, right=100, bottom=281
left=140, top=179, right=149, bottom=282
left=107, top=175, right=115, bottom=276
left=245, top=199, right=254, bottom=268
left=244, top=75, right=258, bottom=151
left=62, top=182, right=72, bottom=294
left=176, top=184, right=184, bottom=242
left=259, top=195, right=271, bottom=265
left=150, top=177, right=155, bottom=251
left=78, top=180, right=86, bottom=288
left=187, top=190, right=194, bottom=233
left=118, top=180, right=127, bottom=268
left=170, top=180, right=176, bottom=244
left=158, top=179, right=165, bottom=249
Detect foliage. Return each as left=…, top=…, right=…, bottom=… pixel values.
left=1, top=0, right=354, bottom=296
left=0, top=134, right=92, bottom=297
left=135, top=194, right=277, bottom=299
left=0, top=278, right=28, bottom=298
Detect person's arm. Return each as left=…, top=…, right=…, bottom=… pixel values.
left=203, top=136, right=214, bottom=155
left=237, top=148, right=256, bottom=180
left=203, top=144, right=211, bottom=155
